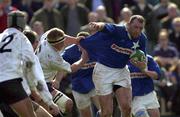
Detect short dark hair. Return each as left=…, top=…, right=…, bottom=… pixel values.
left=129, top=15, right=145, bottom=24
left=23, top=30, right=38, bottom=45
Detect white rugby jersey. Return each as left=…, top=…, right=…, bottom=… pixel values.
left=37, top=40, right=71, bottom=82
left=0, top=28, right=36, bottom=82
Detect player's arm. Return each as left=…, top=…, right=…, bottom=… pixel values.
left=70, top=46, right=89, bottom=72
left=143, top=57, right=161, bottom=80
left=88, top=22, right=105, bottom=32
left=30, top=57, right=60, bottom=115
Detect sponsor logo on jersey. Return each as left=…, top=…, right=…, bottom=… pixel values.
left=111, top=44, right=133, bottom=55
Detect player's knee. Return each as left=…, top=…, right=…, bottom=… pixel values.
left=101, top=111, right=112, bottom=117
left=65, top=99, right=73, bottom=112
left=134, top=110, right=150, bottom=117
left=121, top=102, right=131, bottom=113
left=101, top=108, right=113, bottom=117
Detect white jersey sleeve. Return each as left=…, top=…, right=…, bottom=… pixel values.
left=37, top=41, right=71, bottom=82
left=30, top=56, right=54, bottom=106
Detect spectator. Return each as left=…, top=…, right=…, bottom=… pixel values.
left=30, top=0, right=64, bottom=31
left=96, top=5, right=114, bottom=23
left=169, top=17, right=180, bottom=53
left=80, top=12, right=99, bottom=34
left=153, top=0, right=174, bottom=20
left=118, top=7, right=132, bottom=26
left=60, top=0, right=89, bottom=36
left=31, top=21, right=44, bottom=40
left=153, top=29, right=179, bottom=70
left=151, top=0, right=175, bottom=44
left=161, top=3, right=180, bottom=31
left=168, top=60, right=180, bottom=115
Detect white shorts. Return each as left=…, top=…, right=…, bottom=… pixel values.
left=72, top=89, right=96, bottom=109
left=132, top=91, right=160, bottom=115
left=93, top=63, right=131, bottom=95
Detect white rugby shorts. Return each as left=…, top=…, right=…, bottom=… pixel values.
left=132, top=91, right=160, bottom=115
left=93, top=62, right=131, bottom=95
left=72, top=89, right=96, bottom=109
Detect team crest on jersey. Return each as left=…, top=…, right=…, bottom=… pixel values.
left=131, top=41, right=139, bottom=50
left=111, top=44, right=133, bottom=55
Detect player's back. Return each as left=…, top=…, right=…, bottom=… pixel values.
left=0, top=28, right=33, bottom=82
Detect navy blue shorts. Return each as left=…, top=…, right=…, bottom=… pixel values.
left=0, top=78, right=28, bottom=105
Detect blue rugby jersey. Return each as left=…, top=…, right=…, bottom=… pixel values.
left=128, top=55, right=161, bottom=97
left=62, top=45, right=95, bottom=94
left=80, top=24, right=147, bottom=68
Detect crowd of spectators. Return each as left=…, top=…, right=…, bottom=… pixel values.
left=0, top=0, right=180, bottom=116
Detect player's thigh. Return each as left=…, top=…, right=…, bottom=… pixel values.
left=147, top=109, right=160, bottom=117
left=115, top=87, right=132, bottom=108
left=72, top=90, right=92, bottom=110
left=34, top=103, right=53, bottom=117
left=10, top=97, right=36, bottom=117
left=79, top=106, right=92, bottom=117
left=91, top=95, right=100, bottom=110
left=99, top=93, right=113, bottom=112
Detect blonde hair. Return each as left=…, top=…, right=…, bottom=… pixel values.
left=47, top=28, right=65, bottom=45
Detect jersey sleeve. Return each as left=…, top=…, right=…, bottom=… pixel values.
left=101, top=23, right=118, bottom=35
left=148, top=56, right=161, bottom=80
left=80, top=35, right=99, bottom=61
left=48, top=53, right=72, bottom=73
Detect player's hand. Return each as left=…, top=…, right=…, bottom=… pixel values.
left=51, top=80, right=60, bottom=89
left=49, top=103, right=60, bottom=116
left=76, top=36, right=85, bottom=44
left=130, top=59, right=147, bottom=71
left=88, top=22, right=104, bottom=32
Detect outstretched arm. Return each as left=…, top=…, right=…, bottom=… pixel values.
left=88, top=22, right=105, bottom=32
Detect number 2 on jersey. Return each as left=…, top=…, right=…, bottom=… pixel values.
left=0, top=33, right=15, bottom=53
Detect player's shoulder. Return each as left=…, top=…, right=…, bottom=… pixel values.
left=140, top=32, right=148, bottom=40
left=147, top=55, right=154, bottom=63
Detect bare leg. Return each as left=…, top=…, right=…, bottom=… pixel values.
left=115, top=87, right=132, bottom=117
left=79, top=106, right=93, bottom=117
left=35, top=105, right=53, bottom=117
left=91, top=95, right=100, bottom=110
left=148, top=109, right=160, bottom=117
left=99, top=93, right=113, bottom=117
left=10, top=97, right=37, bottom=117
